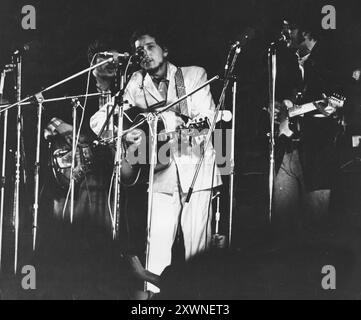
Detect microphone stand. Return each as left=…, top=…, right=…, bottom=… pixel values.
left=0, top=58, right=114, bottom=115
left=0, top=67, right=13, bottom=270
left=0, top=55, right=120, bottom=270
left=92, top=59, right=129, bottom=239
left=144, top=112, right=158, bottom=292
left=0, top=92, right=102, bottom=108
left=32, top=93, right=44, bottom=250
left=266, top=24, right=292, bottom=223
left=13, top=53, right=22, bottom=274
left=267, top=43, right=277, bottom=223
left=228, top=78, right=237, bottom=247
left=68, top=98, right=81, bottom=223
left=112, top=90, right=125, bottom=240
left=182, top=46, right=241, bottom=251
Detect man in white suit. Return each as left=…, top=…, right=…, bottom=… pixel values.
left=90, top=27, right=222, bottom=294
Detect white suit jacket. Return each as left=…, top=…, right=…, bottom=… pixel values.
left=90, top=62, right=222, bottom=193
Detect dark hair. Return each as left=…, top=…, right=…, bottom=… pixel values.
left=87, top=36, right=119, bottom=63
left=129, top=25, right=167, bottom=52
left=301, top=23, right=321, bottom=41
left=285, top=13, right=321, bottom=41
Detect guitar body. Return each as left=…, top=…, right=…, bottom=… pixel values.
left=119, top=107, right=223, bottom=186
left=276, top=98, right=302, bottom=139
left=120, top=108, right=172, bottom=186
left=49, top=136, right=94, bottom=189
left=277, top=93, right=345, bottom=139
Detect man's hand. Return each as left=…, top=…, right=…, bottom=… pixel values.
left=63, top=131, right=73, bottom=147
left=62, top=130, right=87, bottom=147
left=125, top=129, right=143, bottom=144
left=175, top=114, right=192, bottom=146
left=175, top=114, right=186, bottom=130
left=277, top=99, right=294, bottom=138
left=125, top=129, right=143, bottom=153
left=272, top=100, right=291, bottom=123
left=273, top=101, right=283, bottom=122
left=322, top=94, right=338, bottom=116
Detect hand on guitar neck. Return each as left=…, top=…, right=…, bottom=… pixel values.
left=124, top=112, right=186, bottom=147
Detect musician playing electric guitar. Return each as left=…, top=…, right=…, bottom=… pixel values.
left=271, top=19, right=343, bottom=242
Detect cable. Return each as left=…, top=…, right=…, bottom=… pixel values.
left=107, top=169, right=115, bottom=229
left=206, top=155, right=217, bottom=247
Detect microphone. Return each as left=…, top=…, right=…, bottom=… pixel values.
left=98, top=51, right=130, bottom=62
left=12, top=40, right=42, bottom=55
left=225, top=28, right=255, bottom=76
left=278, top=20, right=292, bottom=46
left=230, top=41, right=241, bottom=49
left=13, top=43, right=32, bottom=55
left=230, top=27, right=256, bottom=48
left=133, top=47, right=146, bottom=62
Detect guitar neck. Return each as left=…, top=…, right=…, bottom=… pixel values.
left=288, top=100, right=323, bottom=118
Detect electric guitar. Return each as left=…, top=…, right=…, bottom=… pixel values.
left=49, top=136, right=94, bottom=189
left=277, top=93, right=345, bottom=138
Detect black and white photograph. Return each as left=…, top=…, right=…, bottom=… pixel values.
left=0, top=0, right=360, bottom=303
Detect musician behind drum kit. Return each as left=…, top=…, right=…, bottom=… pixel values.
left=90, top=26, right=222, bottom=296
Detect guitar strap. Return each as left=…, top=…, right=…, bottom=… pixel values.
left=174, top=68, right=189, bottom=117
left=312, top=101, right=332, bottom=117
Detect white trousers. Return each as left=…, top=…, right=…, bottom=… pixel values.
left=146, top=189, right=212, bottom=293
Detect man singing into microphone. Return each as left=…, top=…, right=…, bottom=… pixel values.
left=90, top=26, right=222, bottom=295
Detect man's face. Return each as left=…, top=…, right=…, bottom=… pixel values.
left=288, top=28, right=306, bottom=49
left=94, top=50, right=118, bottom=78
left=134, top=35, right=168, bottom=72
left=353, top=70, right=361, bottom=81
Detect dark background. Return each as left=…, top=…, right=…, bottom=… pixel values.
left=0, top=0, right=358, bottom=99
left=1, top=0, right=361, bottom=299
left=0, top=0, right=359, bottom=167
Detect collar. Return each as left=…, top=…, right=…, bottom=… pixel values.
left=140, top=62, right=179, bottom=102
left=150, top=62, right=169, bottom=83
